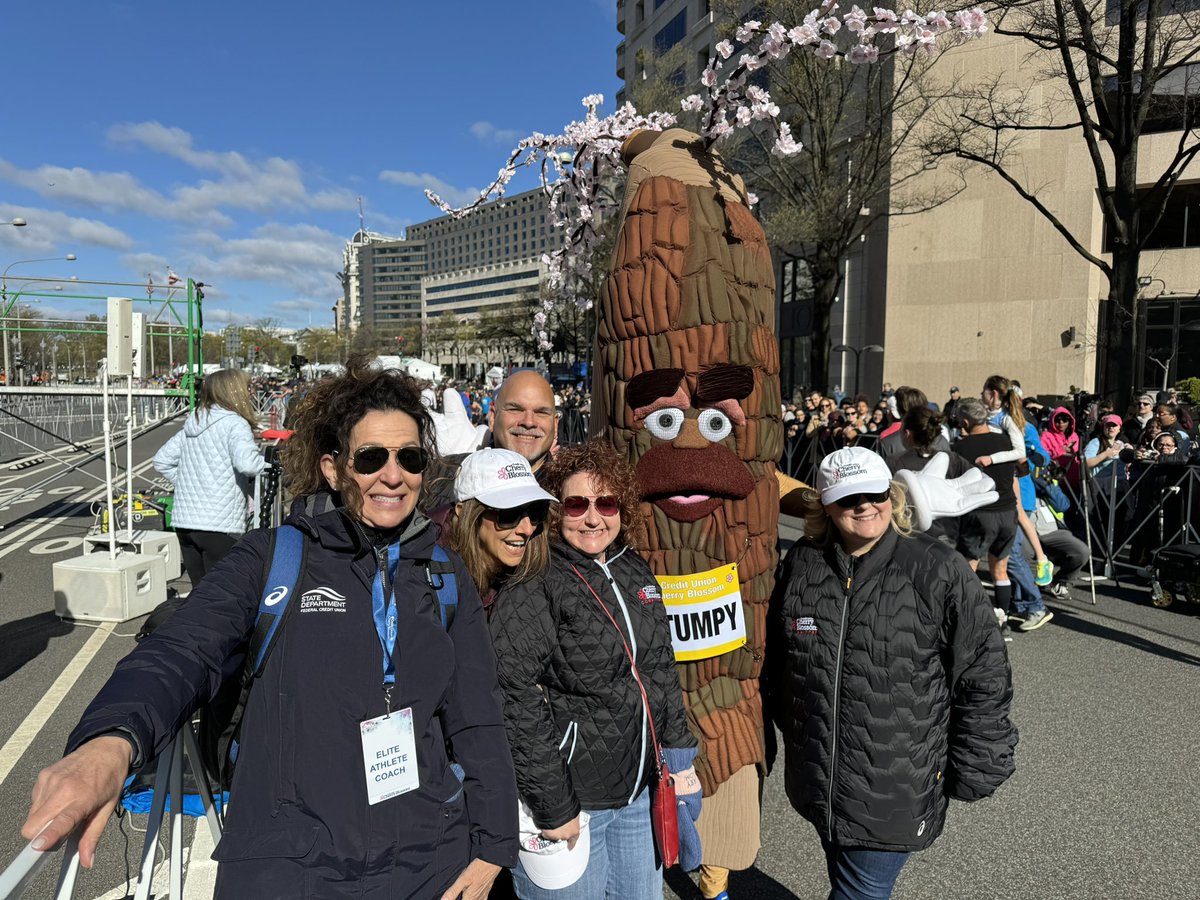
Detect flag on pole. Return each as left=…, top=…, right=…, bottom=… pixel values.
left=167, top=270, right=180, bottom=285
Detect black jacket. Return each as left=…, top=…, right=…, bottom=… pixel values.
left=68, top=496, right=518, bottom=899
left=488, top=542, right=694, bottom=829
left=766, top=527, right=1017, bottom=851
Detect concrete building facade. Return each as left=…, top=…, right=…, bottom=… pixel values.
left=616, top=4, right=1200, bottom=400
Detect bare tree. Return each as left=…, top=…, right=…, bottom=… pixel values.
left=927, top=0, right=1200, bottom=401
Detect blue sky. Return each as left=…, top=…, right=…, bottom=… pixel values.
left=0, top=1, right=620, bottom=330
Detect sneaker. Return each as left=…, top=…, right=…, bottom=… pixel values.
left=1017, top=609, right=1054, bottom=632
left=1035, top=559, right=1054, bottom=586
left=994, top=607, right=1008, bottom=628
left=1049, top=582, right=1071, bottom=600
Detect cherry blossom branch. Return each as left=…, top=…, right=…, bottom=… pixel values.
left=426, top=6, right=987, bottom=350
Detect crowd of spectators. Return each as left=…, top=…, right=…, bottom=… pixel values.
left=781, top=379, right=1199, bottom=632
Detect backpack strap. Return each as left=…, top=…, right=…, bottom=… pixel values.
left=246, top=524, right=308, bottom=675
left=427, top=545, right=458, bottom=631
left=224, top=524, right=307, bottom=781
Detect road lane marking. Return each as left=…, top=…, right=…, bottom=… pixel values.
left=0, top=621, right=116, bottom=788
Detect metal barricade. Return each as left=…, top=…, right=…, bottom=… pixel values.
left=1056, top=459, right=1199, bottom=579
left=0, top=724, right=221, bottom=900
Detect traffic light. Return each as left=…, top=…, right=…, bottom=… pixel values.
left=290, top=354, right=308, bottom=369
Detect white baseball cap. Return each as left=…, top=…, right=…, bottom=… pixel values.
left=517, top=802, right=591, bottom=889
left=816, top=447, right=893, bottom=505
left=454, top=448, right=557, bottom=508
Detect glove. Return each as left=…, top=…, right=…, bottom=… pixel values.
left=426, top=388, right=488, bottom=456
left=664, top=747, right=702, bottom=871
left=895, top=452, right=999, bottom=532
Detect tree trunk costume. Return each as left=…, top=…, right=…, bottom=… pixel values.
left=593, top=128, right=782, bottom=870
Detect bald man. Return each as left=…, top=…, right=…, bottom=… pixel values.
left=486, top=370, right=558, bottom=472
left=426, top=370, right=559, bottom=510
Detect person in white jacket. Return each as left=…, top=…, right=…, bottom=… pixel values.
left=153, top=369, right=265, bottom=588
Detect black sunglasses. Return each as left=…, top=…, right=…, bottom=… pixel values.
left=562, top=495, right=620, bottom=517
left=347, top=445, right=429, bottom=475
left=486, top=500, right=550, bottom=530
left=834, top=489, right=891, bottom=509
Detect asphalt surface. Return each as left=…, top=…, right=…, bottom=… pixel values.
left=0, top=433, right=1197, bottom=899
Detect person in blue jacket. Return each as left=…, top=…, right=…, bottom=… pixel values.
left=22, top=356, right=519, bottom=900
left=152, top=368, right=266, bottom=588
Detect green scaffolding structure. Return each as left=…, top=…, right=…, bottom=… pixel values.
left=0, top=276, right=206, bottom=409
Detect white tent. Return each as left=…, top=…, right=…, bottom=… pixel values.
left=373, top=355, right=443, bottom=383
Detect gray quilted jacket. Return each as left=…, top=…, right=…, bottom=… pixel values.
left=153, top=407, right=265, bottom=534
left=766, top=527, right=1017, bottom=851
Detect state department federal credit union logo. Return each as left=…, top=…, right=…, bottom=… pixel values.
left=300, top=586, right=348, bottom=613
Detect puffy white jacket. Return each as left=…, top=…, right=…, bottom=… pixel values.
left=153, top=408, right=265, bottom=534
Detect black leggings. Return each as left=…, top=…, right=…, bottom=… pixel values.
left=177, top=528, right=239, bottom=589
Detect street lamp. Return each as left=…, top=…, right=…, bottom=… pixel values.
left=2, top=254, right=77, bottom=385
left=8, top=219, right=26, bottom=228
left=831, top=343, right=884, bottom=395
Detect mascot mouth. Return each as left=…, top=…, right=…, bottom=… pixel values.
left=636, top=445, right=756, bottom=523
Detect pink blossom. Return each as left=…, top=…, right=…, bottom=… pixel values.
left=716, top=39, right=734, bottom=59
left=844, top=5, right=869, bottom=32
left=815, top=40, right=838, bottom=59
left=680, top=94, right=705, bottom=111
left=746, top=191, right=759, bottom=207
left=736, top=106, right=753, bottom=126
left=735, top=20, right=762, bottom=42
left=872, top=8, right=899, bottom=32
left=702, top=66, right=719, bottom=87
left=927, top=10, right=951, bottom=32
left=822, top=16, right=842, bottom=34
left=788, top=23, right=820, bottom=44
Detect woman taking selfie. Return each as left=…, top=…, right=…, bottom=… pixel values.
left=23, top=356, right=517, bottom=899
left=767, top=447, right=1017, bottom=900
left=488, top=438, right=697, bottom=899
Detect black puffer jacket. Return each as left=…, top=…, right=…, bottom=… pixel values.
left=488, top=542, right=695, bottom=829
left=766, top=527, right=1017, bottom=851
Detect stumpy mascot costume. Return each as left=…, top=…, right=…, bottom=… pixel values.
left=594, top=127, right=785, bottom=892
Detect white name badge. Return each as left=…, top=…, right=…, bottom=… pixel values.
left=360, top=707, right=420, bottom=805
left=658, top=563, right=747, bottom=661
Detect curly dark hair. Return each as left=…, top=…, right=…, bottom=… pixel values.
left=541, top=438, right=644, bottom=548
left=280, top=353, right=437, bottom=515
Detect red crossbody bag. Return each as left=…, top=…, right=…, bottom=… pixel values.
left=571, top=565, right=680, bottom=868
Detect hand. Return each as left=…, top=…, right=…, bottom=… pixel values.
left=21, top=736, right=132, bottom=868
left=541, top=815, right=582, bottom=850
left=427, top=388, right=488, bottom=455
left=439, top=858, right=502, bottom=900
left=895, top=453, right=1000, bottom=532
left=975, top=455, right=993, bottom=467
left=670, top=765, right=702, bottom=796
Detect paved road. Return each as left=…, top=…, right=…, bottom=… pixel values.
left=1, top=449, right=1198, bottom=898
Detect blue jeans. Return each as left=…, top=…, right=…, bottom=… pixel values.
left=821, top=839, right=911, bottom=900
left=1008, top=528, right=1046, bottom=616
left=512, top=788, right=660, bottom=899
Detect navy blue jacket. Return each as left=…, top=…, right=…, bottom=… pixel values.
left=68, top=496, right=518, bottom=899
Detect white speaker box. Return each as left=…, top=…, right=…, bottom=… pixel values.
left=131, top=311, right=147, bottom=378
left=53, top=552, right=166, bottom=623
left=106, top=297, right=134, bottom=376
left=84, top=529, right=182, bottom=581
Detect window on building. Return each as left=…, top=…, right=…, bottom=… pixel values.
left=1102, top=181, right=1200, bottom=250
left=655, top=9, right=687, bottom=53
left=1104, top=64, right=1200, bottom=135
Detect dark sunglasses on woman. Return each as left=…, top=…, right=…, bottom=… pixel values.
left=561, top=495, right=620, bottom=518
left=346, top=445, right=429, bottom=475
left=834, top=489, right=891, bottom=509
left=486, top=501, right=550, bottom=530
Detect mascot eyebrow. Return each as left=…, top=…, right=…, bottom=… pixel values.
left=628, top=365, right=753, bottom=425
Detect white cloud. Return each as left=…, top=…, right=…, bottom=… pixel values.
left=272, top=298, right=333, bottom=313
left=379, top=170, right=482, bottom=207
left=182, top=222, right=344, bottom=301
left=0, top=124, right=357, bottom=228
left=469, top=121, right=522, bottom=144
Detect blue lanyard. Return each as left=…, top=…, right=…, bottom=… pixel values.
left=371, top=541, right=401, bottom=709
